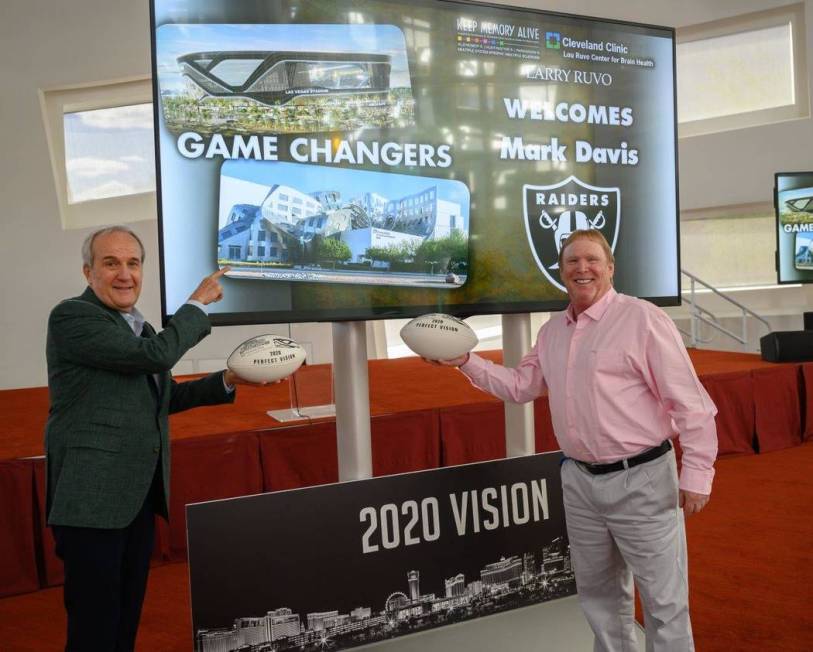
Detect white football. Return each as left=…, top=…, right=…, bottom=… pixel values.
left=226, top=335, right=306, bottom=383
left=400, top=313, right=478, bottom=360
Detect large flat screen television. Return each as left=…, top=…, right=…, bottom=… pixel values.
left=774, top=171, right=813, bottom=284
left=150, top=0, right=680, bottom=326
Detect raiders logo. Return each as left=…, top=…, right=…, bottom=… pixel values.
left=272, top=337, right=299, bottom=349
left=522, top=175, right=620, bottom=291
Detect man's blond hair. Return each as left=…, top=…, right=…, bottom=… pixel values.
left=558, top=229, right=615, bottom=268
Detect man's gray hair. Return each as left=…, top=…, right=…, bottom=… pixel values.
left=82, top=226, right=146, bottom=267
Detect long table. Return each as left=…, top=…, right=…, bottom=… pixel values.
left=1, top=349, right=810, bottom=598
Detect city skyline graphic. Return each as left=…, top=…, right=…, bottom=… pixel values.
left=196, top=538, right=575, bottom=652
left=186, top=453, right=572, bottom=652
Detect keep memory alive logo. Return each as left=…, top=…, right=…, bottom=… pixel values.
left=522, top=175, right=619, bottom=292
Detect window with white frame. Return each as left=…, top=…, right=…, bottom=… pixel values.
left=680, top=211, right=777, bottom=289
left=63, top=103, right=155, bottom=204
left=39, top=77, right=156, bottom=230
left=677, top=4, right=808, bottom=137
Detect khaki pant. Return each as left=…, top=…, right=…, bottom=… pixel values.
left=561, top=450, right=693, bottom=652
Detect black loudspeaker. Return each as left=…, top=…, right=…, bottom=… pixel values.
left=760, top=331, right=813, bottom=362
left=804, top=312, right=813, bottom=331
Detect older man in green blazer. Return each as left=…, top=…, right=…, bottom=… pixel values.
left=45, top=225, right=253, bottom=651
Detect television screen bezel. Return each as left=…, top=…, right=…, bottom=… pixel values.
left=149, top=0, right=682, bottom=326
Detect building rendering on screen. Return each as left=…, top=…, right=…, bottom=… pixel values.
left=216, top=182, right=462, bottom=268
left=178, top=50, right=392, bottom=105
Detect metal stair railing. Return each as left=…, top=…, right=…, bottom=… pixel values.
left=680, top=269, right=772, bottom=349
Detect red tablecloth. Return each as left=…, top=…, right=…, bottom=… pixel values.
left=0, top=460, right=39, bottom=597
left=700, top=371, right=755, bottom=457
left=752, top=366, right=803, bottom=453
left=2, top=349, right=808, bottom=598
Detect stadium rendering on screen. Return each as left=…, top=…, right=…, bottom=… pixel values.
left=775, top=171, right=813, bottom=284
left=151, top=0, right=681, bottom=325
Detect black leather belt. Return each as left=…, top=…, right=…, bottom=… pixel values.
left=576, top=439, right=672, bottom=475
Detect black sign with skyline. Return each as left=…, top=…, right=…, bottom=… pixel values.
left=188, top=452, right=574, bottom=650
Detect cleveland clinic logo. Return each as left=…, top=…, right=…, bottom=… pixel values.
left=522, top=175, right=620, bottom=291
left=546, top=32, right=560, bottom=49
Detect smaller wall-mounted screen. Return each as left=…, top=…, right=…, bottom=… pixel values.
left=775, top=172, right=813, bottom=284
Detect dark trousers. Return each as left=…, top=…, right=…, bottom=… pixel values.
left=52, top=480, right=161, bottom=652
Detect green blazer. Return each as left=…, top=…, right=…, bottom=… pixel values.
left=44, top=287, right=235, bottom=529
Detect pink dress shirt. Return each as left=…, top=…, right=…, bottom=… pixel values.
left=460, top=288, right=718, bottom=495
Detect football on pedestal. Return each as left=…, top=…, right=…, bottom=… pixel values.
left=400, top=313, right=478, bottom=360
left=226, top=335, right=306, bottom=383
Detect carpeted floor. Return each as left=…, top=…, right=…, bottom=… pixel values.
left=1, top=443, right=811, bottom=651
left=684, top=444, right=813, bottom=651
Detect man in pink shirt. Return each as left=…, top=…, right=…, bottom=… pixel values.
left=436, top=229, right=717, bottom=651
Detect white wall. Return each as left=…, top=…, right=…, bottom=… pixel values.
left=2, top=0, right=812, bottom=389
left=0, top=0, right=339, bottom=390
